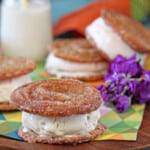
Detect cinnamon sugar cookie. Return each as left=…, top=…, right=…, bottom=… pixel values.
left=11, top=79, right=106, bottom=144
left=46, top=39, right=108, bottom=81
left=18, top=123, right=106, bottom=144
left=0, top=102, right=17, bottom=111
left=49, top=39, right=104, bottom=63
left=102, top=8, right=150, bottom=53
left=0, top=56, right=36, bottom=111
left=86, top=9, right=147, bottom=63
left=0, top=56, right=35, bottom=81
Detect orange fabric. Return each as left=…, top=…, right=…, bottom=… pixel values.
left=87, top=80, right=104, bottom=87
left=53, top=0, right=131, bottom=36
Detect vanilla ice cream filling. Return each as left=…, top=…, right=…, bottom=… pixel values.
left=22, top=108, right=100, bottom=138
left=46, top=53, right=108, bottom=78
left=0, top=75, right=31, bottom=103
left=86, top=18, right=146, bottom=63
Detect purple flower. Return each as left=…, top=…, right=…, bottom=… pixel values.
left=97, top=54, right=150, bottom=113
left=133, top=80, right=150, bottom=104
left=109, top=55, right=142, bottom=77
left=128, top=80, right=139, bottom=95
left=111, top=55, right=126, bottom=66
left=106, top=74, right=128, bottom=93
left=143, top=70, right=150, bottom=80
left=104, top=73, right=113, bottom=82
left=97, top=85, right=110, bottom=103
left=109, top=55, right=126, bottom=74
left=114, top=96, right=130, bottom=113
left=114, top=85, right=125, bottom=95
left=107, top=82, right=116, bottom=91
left=112, top=96, right=118, bottom=105
left=105, top=73, right=127, bottom=85
left=114, top=73, right=127, bottom=85
left=97, top=85, right=104, bottom=91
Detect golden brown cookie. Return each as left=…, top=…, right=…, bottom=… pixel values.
left=18, top=122, right=106, bottom=144
left=11, top=79, right=102, bottom=117
left=0, top=56, right=35, bottom=111
left=59, top=70, right=106, bottom=81
left=12, top=79, right=106, bottom=144
left=0, top=102, right=17, bottom=111
left=0, top=56, right=36, bottom=81
left=46, top=39, right=108, bottom=81
left=48, top=39, right=106, bottom=62
left=101, top=8, right=150, bottom=53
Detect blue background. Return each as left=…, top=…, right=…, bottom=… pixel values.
left=51, top=0, right=92, bottom=24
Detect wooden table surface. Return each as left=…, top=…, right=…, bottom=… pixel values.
left=0, top=105, right=150, bottom=150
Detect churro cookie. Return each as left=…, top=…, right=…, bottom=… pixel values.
left=46, top=39, right=108, bottom=81
left=11, top=79, right=106, bottom=144
left=0, top=56, right=36, bottom=111
left=49, top=39, right=104, bottom=63
left=102, top=8, right=150, bottom=53
left=86, top=9, right=147, bottom=63
left=0, top=56, right=35, bottom=81
left=0, top=102, right=17, bottom=111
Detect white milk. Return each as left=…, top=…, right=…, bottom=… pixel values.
left=1, top=0, right=52, bottom=61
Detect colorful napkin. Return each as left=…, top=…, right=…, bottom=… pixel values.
left=0, top=64, right=145, bottom=141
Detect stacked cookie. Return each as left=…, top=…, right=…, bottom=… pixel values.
left=46, top=8, right=150, bottom=81
left=86, top=8, right=150, bottom=63
left=11, top=79, right=106, bottom=144
left=0, top=56, right=36, bottom=111
left=4, top=8, right=150, bottom=145
left=0, top=52, right=106, bottom=144
left=46, top=39, right=108, bottom=81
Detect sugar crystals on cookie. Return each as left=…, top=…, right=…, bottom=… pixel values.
left=11, top=79, right=106, bottom=144
left=0, top=56, right=36, bottom=111
left=45, top=39, right=108, bottom=81
left=86, top=8, right=149, bottom=64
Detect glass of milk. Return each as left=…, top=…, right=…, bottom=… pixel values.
left=1, top=0, right=52, bottom=62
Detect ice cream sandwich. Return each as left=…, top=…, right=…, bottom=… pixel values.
left=45, top=39, right=108, bottom=81
left=86, top=8, right=149, bottom=63
left=11, top=79, right=106, bottom=144
left=0, top=56, right=36, bottom=111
